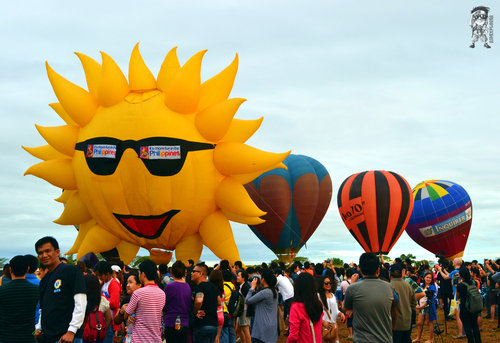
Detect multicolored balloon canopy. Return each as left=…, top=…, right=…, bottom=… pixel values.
left=406, top=180, right=472, bottom=259
left=337, top=170, right=413, bottom=255
left=244, top=154, right=332, bottom=264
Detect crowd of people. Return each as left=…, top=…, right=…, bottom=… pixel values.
left=0, top=236, right=499, bottom=343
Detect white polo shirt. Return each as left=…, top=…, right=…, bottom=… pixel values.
left=276, top=274, right=294, bottom=301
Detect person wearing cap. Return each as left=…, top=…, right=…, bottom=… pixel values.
left=390, top=263, right=416, bottom=343
left=111, top=264, right=124, bottom=288
left=95, top=261, right=122, bottom=343
left=111, top=264, right=121, bottom=274
left=398, top=263, right=425, bottom=339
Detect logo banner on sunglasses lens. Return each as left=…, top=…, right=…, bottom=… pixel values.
left=140, top=146, right=181, bottom=160
left=86, top=145, right=117, bottom=158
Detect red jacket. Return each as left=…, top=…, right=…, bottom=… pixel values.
left=104, top=278, right=121, bottom=331
left=287, top=302, right=323, bottom=343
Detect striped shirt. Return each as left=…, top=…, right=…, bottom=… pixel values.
left=126, top=284, right=166, bottom=343
left=0, top=279, right=39, bottom=343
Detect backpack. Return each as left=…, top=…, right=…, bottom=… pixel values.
left=225, top=284, right=245, bottom=318
left=83, top=308, right=106, bottom=342
left=464, top=281, right=483, bottom=314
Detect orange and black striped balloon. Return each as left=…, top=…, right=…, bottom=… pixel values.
left=337, top=170, right=414, bottom=254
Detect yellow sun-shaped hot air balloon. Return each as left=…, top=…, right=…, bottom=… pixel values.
left=24, top=44, right=290, bottom=265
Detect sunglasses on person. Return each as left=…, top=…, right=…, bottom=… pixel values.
left=324, top=281, right=332, bottom=285
left=75, top=137, right=215, bottom=176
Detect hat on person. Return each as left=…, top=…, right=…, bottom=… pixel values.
left=111, top=265, right=121, bottom=273
left=390, top=263, right=403, bottom=277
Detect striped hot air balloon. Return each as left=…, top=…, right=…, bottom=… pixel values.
left=244, top=154, right=332, bottom=264
left=337, top=170, right=413, bottom=254
left=406, top=180, right=472, bottom=259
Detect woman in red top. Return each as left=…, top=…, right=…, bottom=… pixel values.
left=287, top=273, right=323, bottom=343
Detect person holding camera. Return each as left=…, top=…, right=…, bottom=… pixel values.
left=437, top=258, right=464, bottom=338
left=436, top=259, right=453, bottom=320
left=413, top=271, right=437, bottom=343
left=245, top=269, right=278, bottom=343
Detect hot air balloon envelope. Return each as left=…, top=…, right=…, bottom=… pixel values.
left=245, top=154, right=332, bottom=264
left=337, top=170, right=413, bottom=254
left=406, top=180, right=472, bottom=259
left=23, top=45, right=289, bottom=265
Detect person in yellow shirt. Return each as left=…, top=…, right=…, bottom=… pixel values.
left=222, top=269, right=236, bottom=343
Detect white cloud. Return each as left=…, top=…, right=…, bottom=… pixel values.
left=1, top=1, right=499, bottom=265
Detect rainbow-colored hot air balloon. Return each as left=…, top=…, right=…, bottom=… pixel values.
left=337, top=171, right=413, bottom=254
left=244, top=155, right=332, bottom=264
left=405, top=180, right=472, bottom=259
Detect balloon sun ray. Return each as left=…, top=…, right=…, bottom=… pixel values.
left=24, top=43, right=290, bottom=265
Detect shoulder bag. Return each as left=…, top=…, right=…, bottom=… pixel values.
left=321, top=302, right=337, bottom=340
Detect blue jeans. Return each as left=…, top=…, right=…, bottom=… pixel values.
left=193, top=325, right=218, bottom=343
left=102, top=326, right=114, bottom=343
left=221, top=317, right=235, bottom=343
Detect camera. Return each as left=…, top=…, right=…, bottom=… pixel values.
left=425, top=289, right=435, bottom=299
left=425, top=289, right=435, bottom=305
left=249, top=275, right=260, bottom=284
left=435, top=253, right=448, bottom=267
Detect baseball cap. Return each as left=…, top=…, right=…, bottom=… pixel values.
left=390, top=263, right=403, bottom=277
left=111, top=265, right=121, bottom=273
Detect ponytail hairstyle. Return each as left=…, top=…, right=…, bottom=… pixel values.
left=261, top=269, right=277, bottom=299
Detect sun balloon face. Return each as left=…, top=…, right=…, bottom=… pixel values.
left=24, top=44, right=289, bottom=264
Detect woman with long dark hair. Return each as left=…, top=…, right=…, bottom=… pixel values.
left=457, top=266, right=482, bottom=342
left=84, top=274, right=112, bottom=343
left=414, top=270, right=438, bottom=343
left=287, top=273, right=323, bottom=342
left=317, top=275, right=345, bottom=343
left=209, top=269, right=225, bottom=343
left=245, top=269, right=278, bottom=343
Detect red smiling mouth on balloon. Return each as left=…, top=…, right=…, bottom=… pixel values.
left=113, top=210, right=180, bottom=239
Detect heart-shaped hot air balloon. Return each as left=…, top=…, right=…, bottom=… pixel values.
left=337, top=170, right=413, bottom=254
left=244, top=154, right=332, bottom=264
left=405, top=180, right=472, bottom=259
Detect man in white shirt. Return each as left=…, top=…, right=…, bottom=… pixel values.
left=274, top=268, right=294, bottom=323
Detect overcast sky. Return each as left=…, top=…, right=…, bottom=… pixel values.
left=1, top=1, right=499, bottom=265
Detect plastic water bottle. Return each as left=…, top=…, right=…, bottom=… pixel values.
left=125, top=314, right=135, bottom=343
left=175, top=315, right=181, bottom=330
